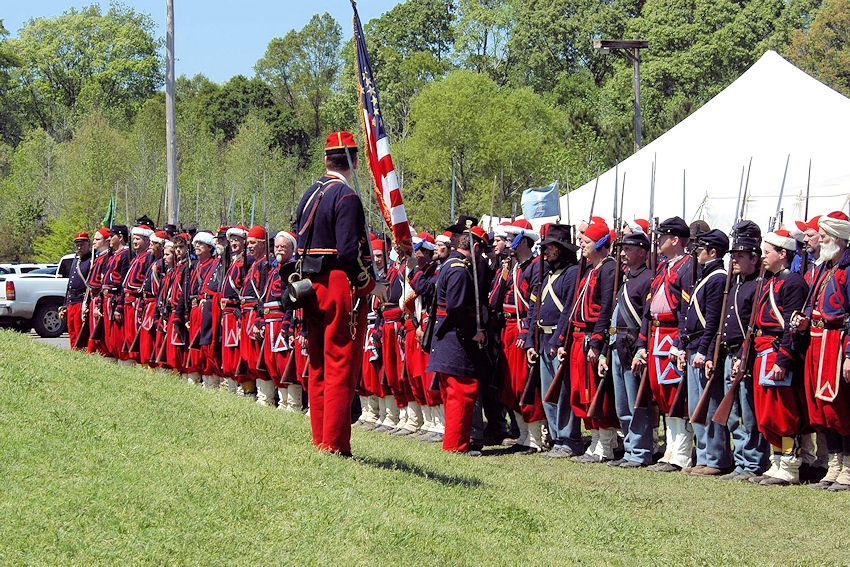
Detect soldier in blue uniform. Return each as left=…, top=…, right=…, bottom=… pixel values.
left=681, top=228, right=733, bottom=475
left=294, top=131, right=381, bottom=456
left=524, top=224, right=582, bottom=457
left=600, top=231, right=654, bottom=467
left=714, top=221, right=770, bottom=481
left=426, top=224, right=487, bottom=455
left=61, top=231, right=93, bottom=350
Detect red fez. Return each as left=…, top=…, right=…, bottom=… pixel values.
left=584, top=220, right=611, bottom=243
left=73, top=231, right=90, bottom=241
left=634, top=219, right=649, bottom=233
left=828, top=211, right=849, bottom=221
left=151, top=230, right=169, bottom=244
left=97, top=227, right=110, bottom=239
left=371, top=239, right=385, bottom=252
left=247, top=226, right=266, bottom=240
left=467, top=226, right=488, bottom=244
left=591, top=216, right=606, bottom=225
left=324, top=131, right=357, bottom=153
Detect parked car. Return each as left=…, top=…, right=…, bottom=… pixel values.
left=0, top=263, right=57, bottom=275
left=0, top=254, right=74, bottom=338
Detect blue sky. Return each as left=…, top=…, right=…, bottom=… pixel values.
left=3, top=1, right=401, bottom=83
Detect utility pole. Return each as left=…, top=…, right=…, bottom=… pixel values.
left=593, top=39, right=648, bottom=152
left=165, top=0, right=179, bottom=224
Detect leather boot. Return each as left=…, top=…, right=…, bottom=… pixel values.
left=828, top=456, right=850, bottom=491
left=762, top=453, right=801, bottom=486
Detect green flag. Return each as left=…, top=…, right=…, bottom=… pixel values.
left=102, top=195, right=115, bottom=228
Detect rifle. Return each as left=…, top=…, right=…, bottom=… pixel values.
left=543, top=174, right=600, bottom=404
left=801, top=159, right=811, bottom=274
left=634, top=161, right=657, bottom=409
left=588, top=171, right=626, bottom=418
left=689, top=258, right=735, bottom=425
left=520, top=251, right=545, bottom=406
left=281, top=350, right=297, bottom=384
left=689, top=176, right=748, bottom=425
left=667, top=247, right=699, bottom=419
left=712, top=263, right=767, bottom=425
left=713, top=162, right=787, bottom=424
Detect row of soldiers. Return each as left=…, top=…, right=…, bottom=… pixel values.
left=62, top=222, right=308, bottom=411
left=348, top=206, right=850, bottom=489
left=60, top=133, right=850, bottom=488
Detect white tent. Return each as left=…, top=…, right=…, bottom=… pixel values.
left=559, top=50, right=850, bottom=233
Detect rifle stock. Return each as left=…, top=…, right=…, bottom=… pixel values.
left=281, top=350, right=297, bottom=384
left=634, top=367, right=651, bottom=409
left=255, top=335, right=268, bottom=372
left=155, top=334, right=168, bottom=364
left=74, top=316, right=91, bottom=349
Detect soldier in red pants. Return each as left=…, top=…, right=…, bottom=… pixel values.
left=294, top=131, right=381, bottom=456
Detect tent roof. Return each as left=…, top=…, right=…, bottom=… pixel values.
left=560, top=50, right=850, bottom=233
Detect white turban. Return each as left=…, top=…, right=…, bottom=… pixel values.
left=192, top=231, right=216, bottom=249
left=819, top=217, right=850, bottom=241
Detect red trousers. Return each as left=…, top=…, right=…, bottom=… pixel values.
left=240, top=306, right=267, bottom=381
left=262, top=319, right=291, bottom=387
left=403, top=324, right=427, bottom=405
left=382, top=321, right=407, bottom=405
left=123, top=298, right=140, bottom=362
left=138, top=300, right=157, bottom=367
left=66, top=302, right=84, bottom=350
left=166, top=314, right=186, bottom=373
left=103, top=296, right=126, bottom=360
left=220, top=309, right=243, bottom=378
left=359, top=325, right=383, bottom=397
left=501, top=320, right=545, bottom=422
left=304, top=271, right=367, bottom=454
left=648, top=325, right=680, bottom=414
left=753, top=336, right=805, bottom=446
left=568, top=331, right=618, bottom=429
left=86, top=305, right=106, bottom=356
left=804, top=327, right=850, bottom=435
left=437, top=373, right=479, bottom=452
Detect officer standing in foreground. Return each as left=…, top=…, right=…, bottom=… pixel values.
left=61, top=231, right=93, bottom=350
left=294, top=131, right=382, bottom=456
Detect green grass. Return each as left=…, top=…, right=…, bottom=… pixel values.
left=0, top=329, right=845, bottom=566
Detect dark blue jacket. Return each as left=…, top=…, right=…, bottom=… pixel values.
left=426, top=251, right=483, bottom=378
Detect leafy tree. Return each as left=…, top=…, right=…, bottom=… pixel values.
left=0, top=20, right=23, bottom=146
left=256, top=13, right=342, bottom=139
left=0, top=129, right=56, bottom=260
left=787, top=0, right=850, bottom=96
left=453, top=0, right=514, bottom=81
left=11, top=5, right=162, bottom=141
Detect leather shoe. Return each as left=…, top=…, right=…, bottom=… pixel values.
left=647, top=462, right=680, bottom=473
left=571, top=453, right=602, bottom=464
left=761, top=476, right=796, bottom=486
left=690, top=466, right=723, bottom=476
left=607, top=458, right=627, bottom=467
left=828, top=482, right=850, bottom=492
left=619, top=460, right=646, bottom=469
left=809, top=480, right=835, bottom=490
left=541, top=448, right=574, bottom=458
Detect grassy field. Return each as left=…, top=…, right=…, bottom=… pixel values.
left=0, top=329, right=845, bottom=565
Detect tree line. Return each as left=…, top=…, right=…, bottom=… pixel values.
left=0, top=0, right=847, bottom=261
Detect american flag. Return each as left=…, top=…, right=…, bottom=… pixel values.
left=352, top=2, right=412, bottom=251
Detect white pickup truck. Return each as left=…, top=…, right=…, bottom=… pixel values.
left=0, top=254, right=74, bottom=338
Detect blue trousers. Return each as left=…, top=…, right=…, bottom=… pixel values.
left=723, top=356, right=769, bottom=473
left=612, top=352, right=653, bottom=464
left=539, top=344, right=583, bottom=453
left=687, top=352, right=732, bottom=468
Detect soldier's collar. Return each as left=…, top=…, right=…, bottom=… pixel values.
left=325, top=170, right=349, bottom=184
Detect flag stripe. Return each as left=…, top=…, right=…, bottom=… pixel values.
left=353, top=4, right=411, bottom=249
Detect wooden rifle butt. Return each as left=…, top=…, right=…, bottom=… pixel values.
left=90, top=315, right=105, bottom=341
left=634, top=366, right=651, bottom=410
left=712, top=373, right=743, bottom=425
left=280, top=351, right=297, bottom=384
left=429, top=372, right=440, bottom=392
left=668, top=376, right=689, bottom=419
left=235, top=355, right=248, bottom=377
left=128, top=329, right=142, bottom=354
left=73, top=322, right=91, bottom=350
left=543, top=359, right=566, bottom=404
left=155, top=336, right=168, bottom=364
left=519, top=361, right=540, bottom=406
left=255, top=337, right=268, bottom=372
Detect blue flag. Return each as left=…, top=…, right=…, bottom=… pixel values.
left=521, top=181, right=560, bottom=219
